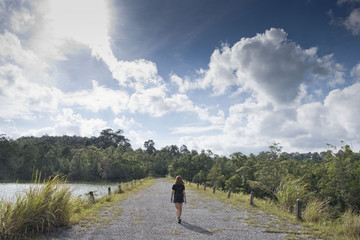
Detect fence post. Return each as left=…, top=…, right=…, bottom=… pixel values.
left=227, top=188, right=232, bottom=198
left=213, top=185, right=216, bottom=194
left=250, top=191, right=254, bottom=205
left=204, top=183, right=206, bottom=191
left=89, top=191, right=95, bottom=204
left=296, top=199, right=302, bottom=220
left=118, top=184, right=123, bottom=193
left=108, top=187, right=111, bottom=195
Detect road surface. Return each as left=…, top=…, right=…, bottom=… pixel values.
left=46, top=178, right=312, bottom=239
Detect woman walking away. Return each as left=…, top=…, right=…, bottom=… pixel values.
left=171, top=175, right=187, bottom=223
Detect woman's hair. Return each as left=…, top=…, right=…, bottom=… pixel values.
left=175, top=175, right=184, bottom=185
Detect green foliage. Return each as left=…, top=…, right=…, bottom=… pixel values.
left=303, top=198, right=329, bottom=222
left=2, top=130, right=360, bottom=235
left=337, top=209, right=360, bottom=238
left=275, top=177, right=309, bottom=213
left=0, top=175, right=72, bottom=239
left=225, top=174, right=242, bottom=192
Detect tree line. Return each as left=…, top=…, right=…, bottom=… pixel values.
left=1, top=129, right=360, bottom=215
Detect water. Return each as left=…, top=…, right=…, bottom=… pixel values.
left=0, top=182, right=120, bottom=201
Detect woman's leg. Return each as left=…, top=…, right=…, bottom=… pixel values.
left=175, top=203, right=181, bottom=217
left=178, top=203, right=183, bottom=217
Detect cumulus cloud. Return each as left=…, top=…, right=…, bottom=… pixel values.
left=114, top=116, right=142, bottom=130
left=0, top=64, right=61, bottom=119
left=10, top=7, right=35, bottom=33
left=54, top=108, right=108, bottom=137
left=111, top=59, right=164, bottom=90
left=63, top=80, right=129, bottom=114
left=174, top=28, right=345, bottom=106
left=180, top=82, right=360, bottom=155
left=0, top=31, right=49, bottom=80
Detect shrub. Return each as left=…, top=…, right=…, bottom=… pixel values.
left=275, top=178, right=308, bottom=213
left=339, top=209, right=360, bottom=238
left=0, top=175, right=73, bottom=239
left=303, top=198, right=329, bottom=222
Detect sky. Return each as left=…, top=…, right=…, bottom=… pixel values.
left=1, top=0, right=360, bottom=156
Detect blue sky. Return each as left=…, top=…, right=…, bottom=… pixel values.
left=1, top=0, right=360, bottom=155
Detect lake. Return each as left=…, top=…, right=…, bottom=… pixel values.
left=0, top=182, right=121, bottom=201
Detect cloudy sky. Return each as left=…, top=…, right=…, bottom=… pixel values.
left=1, top=0, right=360, bottom=155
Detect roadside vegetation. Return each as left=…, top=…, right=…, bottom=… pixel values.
left=1, top=129, right=360, bottom=239
left=0, top=174, right=154, bottom=239
left=187, top=178, right=360, bottom=240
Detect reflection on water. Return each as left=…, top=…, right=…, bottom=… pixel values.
left=0, top=182, right=120, bottom=201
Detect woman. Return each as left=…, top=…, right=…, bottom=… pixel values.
left=171, top=175, right=187, bottom=223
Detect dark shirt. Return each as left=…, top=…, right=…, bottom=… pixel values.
left=172, top=184, right=185, bottom=202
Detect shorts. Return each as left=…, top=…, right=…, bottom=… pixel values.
left=173, top=196, right=184, bottom=203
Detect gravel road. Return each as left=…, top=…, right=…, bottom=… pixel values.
left=46, top=178, right=311, bottom=240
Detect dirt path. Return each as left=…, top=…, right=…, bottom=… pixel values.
left=46, top=179, right=310, bottom=240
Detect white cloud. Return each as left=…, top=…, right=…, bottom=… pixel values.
left=338, top=0, right=360, bottom=5
left=10, top=7, right=35, bottom=33
left=23, top=108, right=108, bottom=137
left=351, top=63, right=360, bottom=81
left=179, top=82, right=360, bottom=155
left=0, top=31, right=49, bottom=80
left=175, top=28, right=345, bottom=107
left=63, top=80, right=129, bottom=114
left=111, top=59, right=164, bottom=90
left=171, top=125, right=223, bottom=135
left=24, top=127, right=56, bottom=137
left=0, top=64, right=61, bottom=119
left=55, top=108, right=107, bottom=137
left=344, top=8, right=360, bottom=35
left=114, top=116, right=142, bottom=130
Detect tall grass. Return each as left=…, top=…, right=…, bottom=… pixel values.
left=0, top=175, right=73, bottom=239
left=275, top=178, right=308, bottom=213
left=303, top=198, right=329, bottom=223
left=336, top=209, right=360, bottom=239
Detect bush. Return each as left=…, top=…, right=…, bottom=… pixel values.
left=275, top=178, right=309, bottom=213
left=339, top=209, right=360, bottom=238
left=303, top=198, right=329, bottom=222
left=0, top=175, right=73, bottom=239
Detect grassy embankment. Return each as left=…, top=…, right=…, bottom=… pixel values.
left=186, top=182, right=360, bottom=240
left=0, top=176, right=154, bottom=239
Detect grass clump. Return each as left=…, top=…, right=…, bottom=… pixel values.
left=0, top=175, right=72, bottom=239
left=275, top=178, right=308, bottom=213
left=0, top=177, right=154, bottom=239
left=303, top=198, right=329, bottom=223
left=338, top=209, right=360, bottom=238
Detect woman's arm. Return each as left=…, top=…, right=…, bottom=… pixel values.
left=183, top=190, right=187, bottom=204
left=171, top=189, right=175, bottom=203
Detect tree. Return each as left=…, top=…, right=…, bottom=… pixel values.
left=144, top=140, right=156, bottom=155
left=98, top=129, right=130, bottom=149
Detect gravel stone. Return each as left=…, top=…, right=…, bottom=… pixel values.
left=46, top=179, right=309, bottom=240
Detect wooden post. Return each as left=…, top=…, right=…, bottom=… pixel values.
left=204, top=183, right=206, bottom=191
left=213, top=185, right=216, bottom=194
left=108, top=187, right=111, bottom=195
left=197, top=183, right=199, bottom=189
left=227, top=188, right=232, bottom=198
left=118, top=185, right=123, bottom=193
left=89, top=191, right=95, bottom=204
left=250, top=191, right=254, bottom=205
left=296, top=199, right=302, bottom=220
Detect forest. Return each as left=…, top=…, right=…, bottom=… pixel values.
left=1, top=128, right=360, bottom=216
